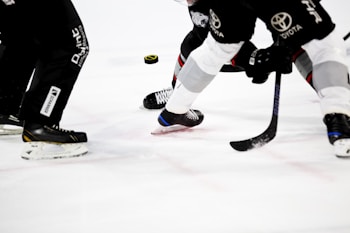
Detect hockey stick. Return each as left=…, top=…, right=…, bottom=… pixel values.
left=230, top=71, right=282, bottom=151
left=230, top=31, right=349, bottom=151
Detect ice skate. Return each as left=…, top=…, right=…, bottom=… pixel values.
left=20, top=122, right=88, bottom=160
left=152, top=108, right=204, bottom=134
left=143, top=87, right=173, bottom=109
left=0, top=114, right=23, bottom=135
left=323, top=113, right=350, bottom=158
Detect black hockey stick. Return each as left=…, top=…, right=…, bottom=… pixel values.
left=230, top=32, right=349, bottom=151
left=230, top=71, right=282, bottom=151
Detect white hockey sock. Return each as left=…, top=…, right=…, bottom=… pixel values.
left=165, top=80, right=199, bottom=114
left=318, top=86, right=350, bottom=116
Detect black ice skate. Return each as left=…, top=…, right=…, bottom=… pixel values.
left=0, top=114, right=23, bottom=135
left=21, top=122, right=88, bottom=160
left=151, top=108, right=204, bottom=134
left=323, top=113, right=350, bottom=158
left=143, top=87, right=173, bottom=109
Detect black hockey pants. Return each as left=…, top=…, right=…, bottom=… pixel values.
left=0, top=0, right=89, bottom=125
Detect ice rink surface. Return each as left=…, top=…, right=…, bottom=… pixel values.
left=1, top=1, right=350, bottom=232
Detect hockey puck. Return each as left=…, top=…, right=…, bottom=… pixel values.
left=144, top=54, right=158, bottom=64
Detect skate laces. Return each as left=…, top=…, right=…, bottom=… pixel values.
left=155, top=88, right=172, bottom=105
left=185, top=109, right=200, bottom=121
left=51, top=124, right=73, bottom=133
left=8, top=115, right=21, bottom=123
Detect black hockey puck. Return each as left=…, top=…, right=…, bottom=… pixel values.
left=144, top=54, right=158, bottom=64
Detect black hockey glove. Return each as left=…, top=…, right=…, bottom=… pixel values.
left=246, top=45, right=293, bottom=80
left=231, top=41, right=270, bottom=84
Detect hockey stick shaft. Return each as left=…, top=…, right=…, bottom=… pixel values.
left=230, top=72, right=282, bottom=151
left=343, top=32, right=350, bottom=41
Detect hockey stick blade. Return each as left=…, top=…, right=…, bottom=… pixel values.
left=230, top=72, right=281, bottom=151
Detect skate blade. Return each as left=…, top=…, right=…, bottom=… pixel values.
left=0, top=125, right=23, bottom=135
left=151, top=125, right=190, bottom=135
left=20, top=142, right=88, bottom=160
left=334, top=139, right=350, bottom=158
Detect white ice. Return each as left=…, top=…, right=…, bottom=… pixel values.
left=1, top=1, right=350, bottom=233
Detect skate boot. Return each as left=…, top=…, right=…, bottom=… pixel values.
left=323, top=113, right=350, bottom=158
left=143, top=87, right=173, bottom=109
left=21, top=122, right=88, bottom=160
left=152, top=108, right=204, bottom=134
left=0, top=114, right=23, bottom=135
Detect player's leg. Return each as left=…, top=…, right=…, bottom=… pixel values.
left=15, top=0, right=89, bottom=159
left=155, top=1, right=256, bottom=131
left=0, top=4, right=36, bottom=134
left=143, top=2, right=210, bottom=109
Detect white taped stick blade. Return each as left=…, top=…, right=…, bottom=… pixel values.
left=334, top=139, right=350, bottom=158
left=0, top=125, right=23, bottom=135
left=21, top=142, right=88, bottom=160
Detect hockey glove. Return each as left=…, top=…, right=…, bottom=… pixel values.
left=247, top=45, right=293, bottom=78
left=231, top=41, right=270, bottom=84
